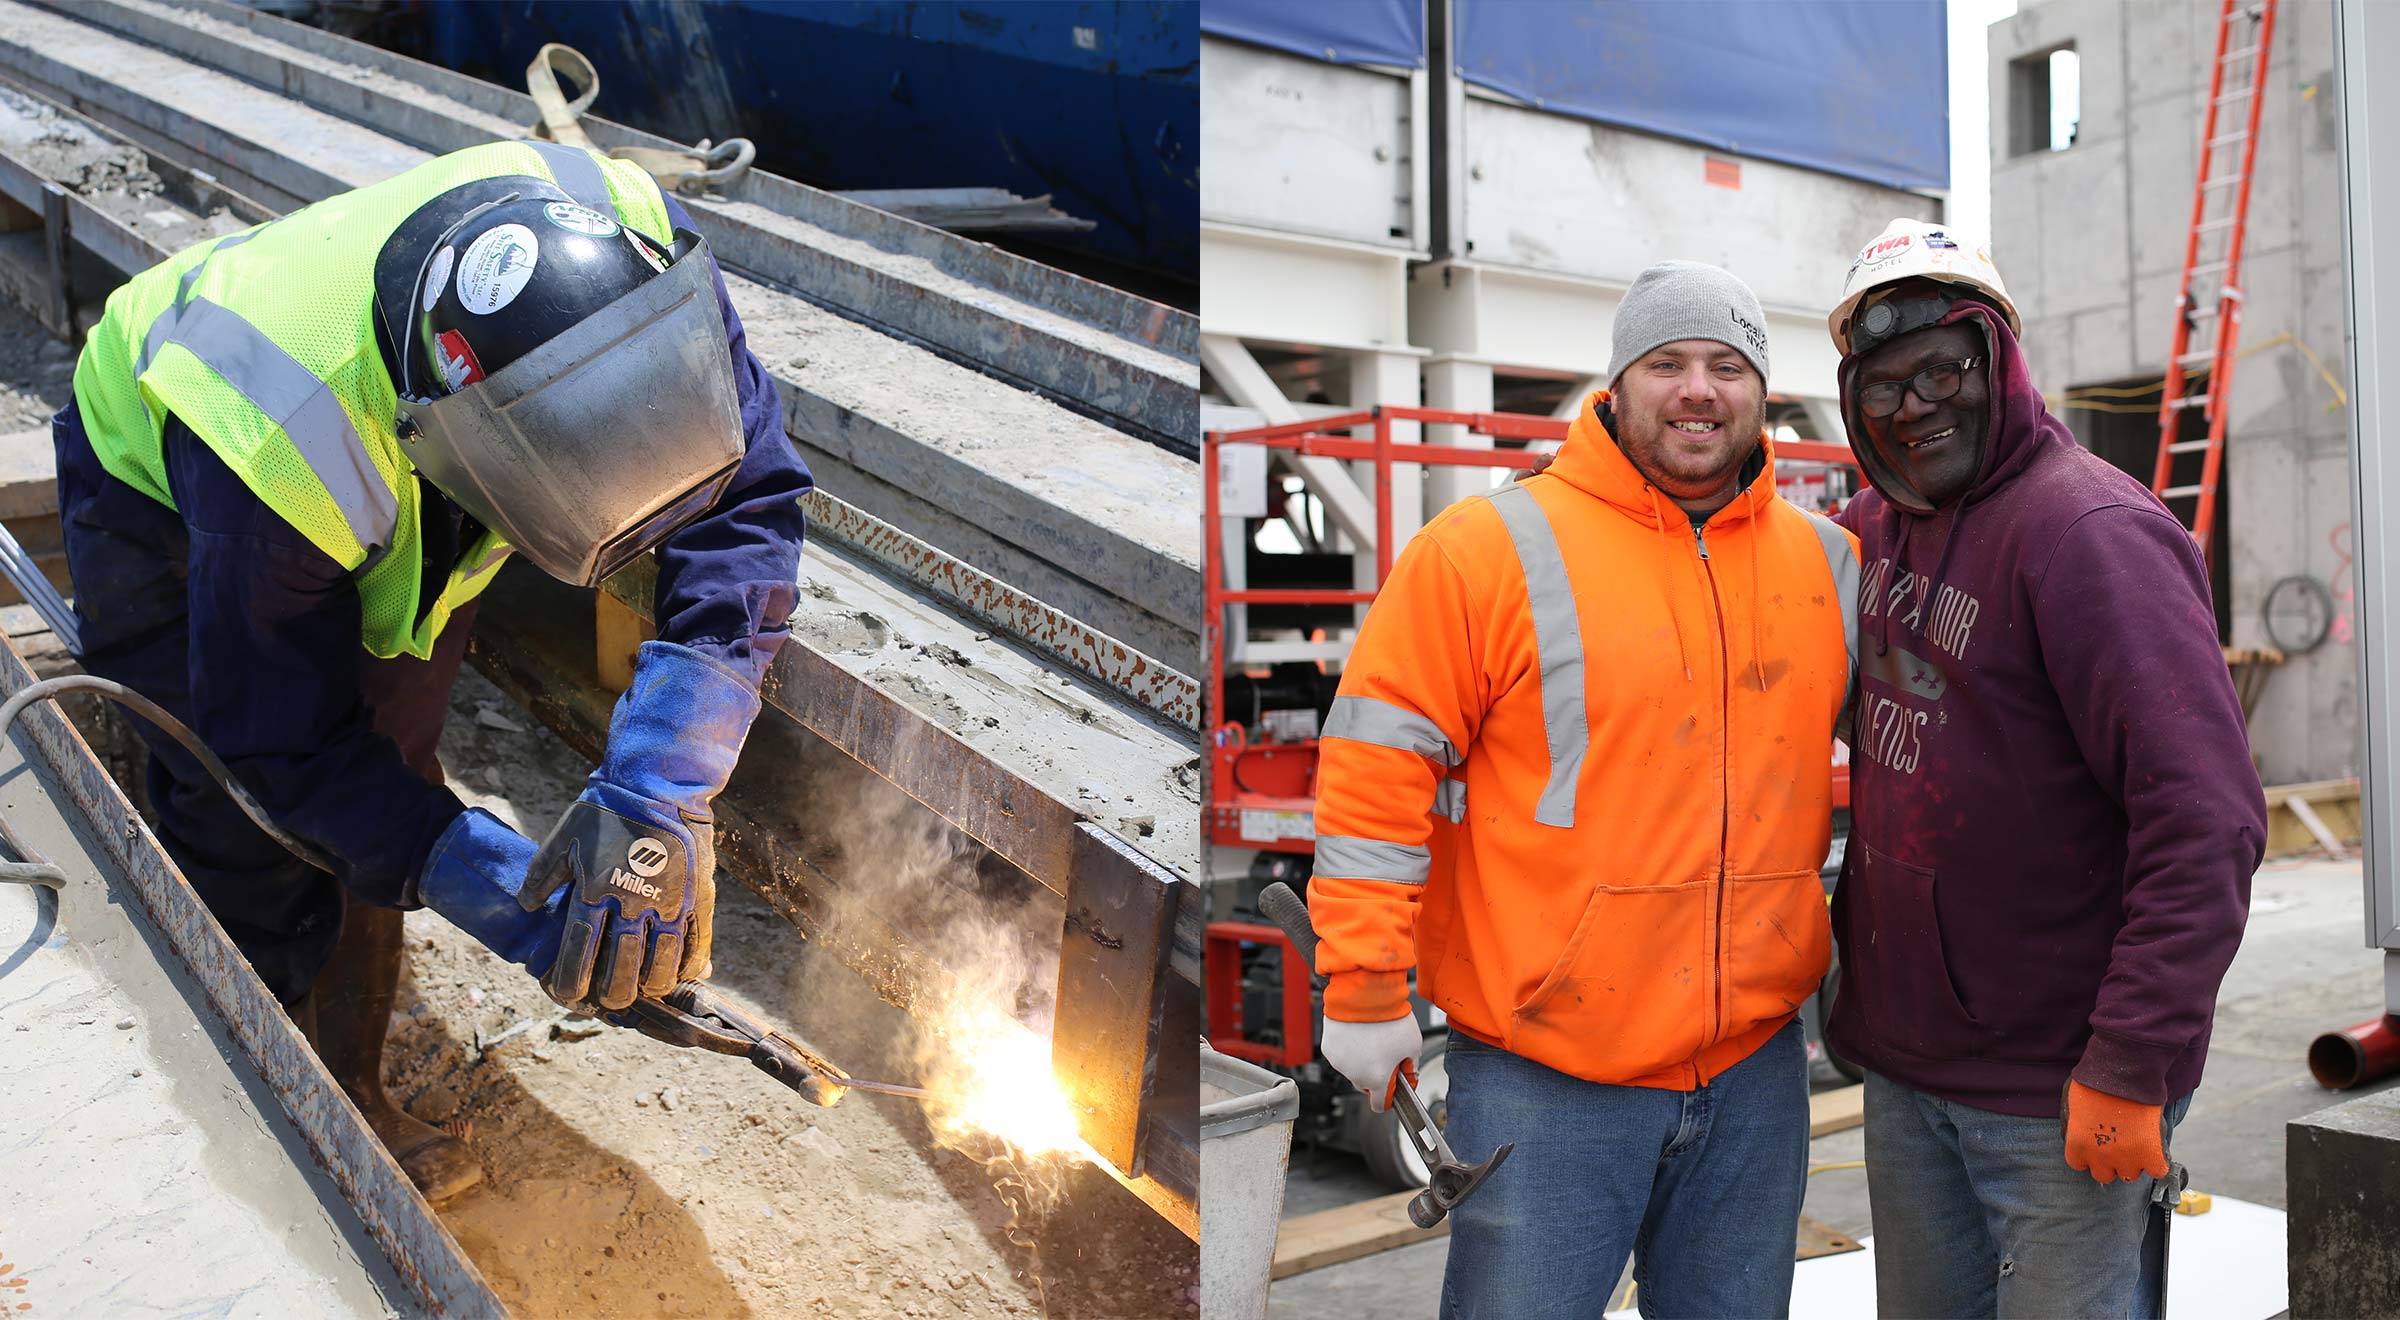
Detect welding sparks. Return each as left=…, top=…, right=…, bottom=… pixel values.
left=921, top=1002, right=1096, bottom=1165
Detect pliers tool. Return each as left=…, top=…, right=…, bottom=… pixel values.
left=623, top=981, right=930, bottom=1107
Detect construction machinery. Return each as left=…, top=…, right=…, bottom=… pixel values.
left=0, top=0, right=1202, bottom=1294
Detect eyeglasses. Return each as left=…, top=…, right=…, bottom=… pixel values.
left=1857, top=357, right=1980, bottom=419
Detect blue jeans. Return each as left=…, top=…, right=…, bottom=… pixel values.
left=1863, top=1072, right=2192, bottom=1319
left=1440, top=1020, right=1809, bottom=1320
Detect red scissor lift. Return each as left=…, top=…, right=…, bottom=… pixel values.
left=1202, top=406, right=1859, bottom=1069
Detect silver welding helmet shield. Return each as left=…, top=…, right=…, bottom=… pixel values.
left=394, top=228, right=743, bottom=587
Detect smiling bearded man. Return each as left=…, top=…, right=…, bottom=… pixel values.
left=1308, top=260, right=1861, bottom=1318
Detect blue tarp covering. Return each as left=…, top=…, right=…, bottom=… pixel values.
left=1201, top=0, right=1425, bottom=69
left=1455, top=0, right=1947, bottom=192
left=414, top=1, right=1198, bottom=279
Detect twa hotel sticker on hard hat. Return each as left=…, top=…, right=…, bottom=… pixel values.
left=458, top=223, right=539, bottom=316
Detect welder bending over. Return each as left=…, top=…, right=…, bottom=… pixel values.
left=53, top=140, right=811, bottom=1201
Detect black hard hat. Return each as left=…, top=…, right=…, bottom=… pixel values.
left=406, top=195, right=669, bottom=399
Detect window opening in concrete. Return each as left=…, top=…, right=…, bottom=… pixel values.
left=2010, top=45, right=2081, bottom=156
left=2065, top=373, right=2232, bottom=640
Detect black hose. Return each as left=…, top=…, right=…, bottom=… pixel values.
left=2262, top=575, right=2335, bottom=656
left=0, top=674, right=337, bottom=884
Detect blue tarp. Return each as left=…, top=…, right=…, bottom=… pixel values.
left=1201, top=0, right=1425, bottom=69
left=415, top=1, right=1198, bottom=278
left=1455, top=0, right=1948, bottom=192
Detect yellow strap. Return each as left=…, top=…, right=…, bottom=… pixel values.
left=522, top=44, right=755, bottom=195
left=524, top=44, right=599, bottom=149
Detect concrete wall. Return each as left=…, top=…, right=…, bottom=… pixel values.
left=1990, top=0, right=2355, bottom=784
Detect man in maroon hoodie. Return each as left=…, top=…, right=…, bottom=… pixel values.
left=1824, top=220, right=2266, bottom=1318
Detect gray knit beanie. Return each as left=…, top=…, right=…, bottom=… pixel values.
left=1606, top=260, right=1770, bottom=385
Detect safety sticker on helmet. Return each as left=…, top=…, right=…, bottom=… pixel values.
left=457, top=223, right=540, bottom=316
left=435, top=327, right=485, bottom=392
left=543, top=201, right=621, bottom=238
left=421, top=246, right=455, bottom=313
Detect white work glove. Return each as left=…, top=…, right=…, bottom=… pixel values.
left=1319, top=1013, right=1422, bottom=1112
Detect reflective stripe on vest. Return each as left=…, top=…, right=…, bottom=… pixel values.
left=1800, top=510, right=1862, bottom=740
left=525, top=141, right=614, bottom=212
left=151, top=299, right=400, bottom=560
left=137, top=227, right=264, bottom=378
left=1800, top=511, right=1860, bottom=681
left=1432, top=777, right=1467, bottom=824
left=1323, top=694, right=1460, bottom=766
left=1316, top=834, right=1432, bottom=886
left=1485, top=483, right=1588, bottom=829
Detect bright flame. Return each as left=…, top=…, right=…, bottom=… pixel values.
left=921, top=1001, right=1097, bottom=1164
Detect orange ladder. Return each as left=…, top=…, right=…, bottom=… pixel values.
left=2152, top=0, right=2278, bottom=572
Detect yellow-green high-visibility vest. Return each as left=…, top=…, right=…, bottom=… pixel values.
left=71, top=141, right=674, bottom=660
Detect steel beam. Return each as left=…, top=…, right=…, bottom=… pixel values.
left=805, top=490, right=1197, bottom=728
left=35, top=0, right=1198, bottom=454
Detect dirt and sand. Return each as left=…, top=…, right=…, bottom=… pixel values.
left=376, top=666, right=1195, bottom=1318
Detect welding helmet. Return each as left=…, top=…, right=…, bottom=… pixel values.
left=1828, top=218, right=2020, bottom=357
left=392, top=196, right=742, bottom=587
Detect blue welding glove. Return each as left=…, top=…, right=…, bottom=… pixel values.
left=518, top=641, right=761, bottom=1011
left=417, top=808, right=566, bottom=973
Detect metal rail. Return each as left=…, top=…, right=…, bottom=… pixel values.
left=805, top=489, right=1198, bottom=731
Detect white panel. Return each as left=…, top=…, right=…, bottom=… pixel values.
left=1201, top=39, right=1416, bottom=248
left=1423, top=356, right=1497, bottom=515
left=1200, top=226, right=1413, bottom=349
left=1416, top=268, right=1843, bottom=404
left=2337, top=0, right=2400, bottom=952
left=1216, top=440, right=1268, bottom=519
left=1458, top=98, right=1939, bottom=311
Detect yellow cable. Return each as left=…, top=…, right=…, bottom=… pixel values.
left=2040, top=331, right=2350, bottom=415
left=1808, top=1160, right=1867, bottom=1177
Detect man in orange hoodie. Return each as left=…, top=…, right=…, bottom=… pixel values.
left=1310, top=261, right=1860, bottom=1317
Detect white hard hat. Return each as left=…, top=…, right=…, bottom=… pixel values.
left=1827, top=218, right=2020, bottom=356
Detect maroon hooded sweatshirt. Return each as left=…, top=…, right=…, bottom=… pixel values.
left=1827, top=303, right=2266, bottom=1116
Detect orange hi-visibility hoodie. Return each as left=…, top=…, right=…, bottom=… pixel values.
left=1312, top=392, right=1861, bottom=1089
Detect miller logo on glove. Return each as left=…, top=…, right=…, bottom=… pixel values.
left=520, top=798, right=701, bottom=1009
left=518, top=640, right=760, bottom=1012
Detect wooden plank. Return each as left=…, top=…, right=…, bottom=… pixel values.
left=2287, top=796, right=2350, bottom=861
left=1272, top=1196, right=1865, bottom=1286
left=2264, top=778, right=2363, bottom=859
left=1271, top=1190, right=1445, bottom=1281
left=1810, top=1082, right=1865, bottom=1138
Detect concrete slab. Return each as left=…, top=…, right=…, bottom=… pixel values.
left=2288, top=1085, right=2400, bottom=1318
left=0, top=742, right=409, bottom=1316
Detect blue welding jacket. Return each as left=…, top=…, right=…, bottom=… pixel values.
left=53, top=193, right=809, bottom=918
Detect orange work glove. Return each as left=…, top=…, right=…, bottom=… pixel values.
left=2062, top=1079, right=2170, bottom=1184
